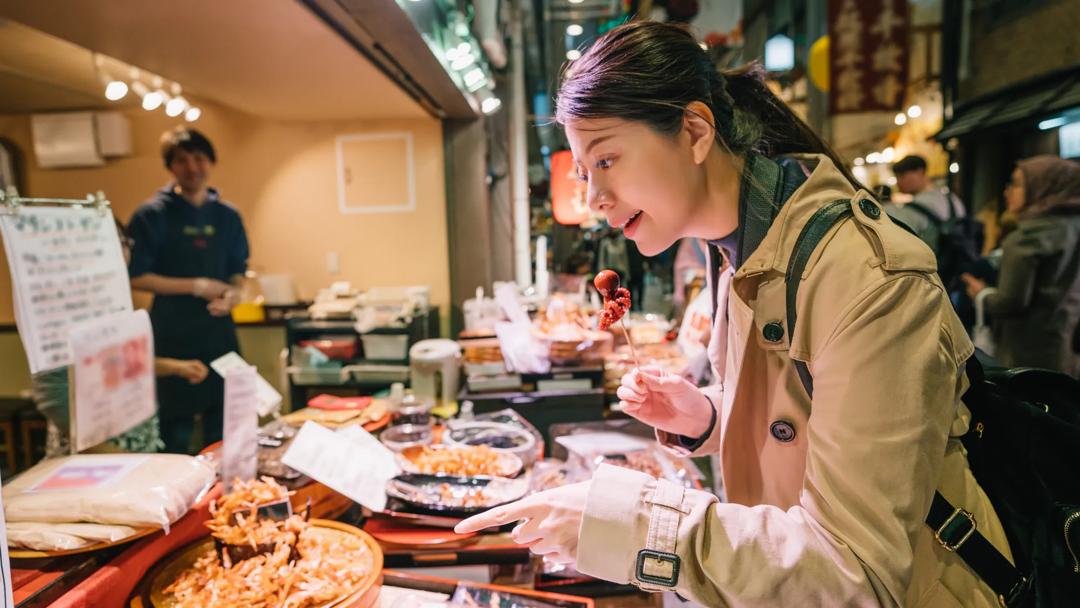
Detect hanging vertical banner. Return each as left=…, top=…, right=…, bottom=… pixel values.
left=69, top=310, right=156, bottom=452
left=828, top=0, right=909, bottom=114
left=550, top=150, right=590, bottom=226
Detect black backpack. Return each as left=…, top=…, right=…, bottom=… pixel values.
left=786, top=198, right=1080, bottom=607
left=902, top=195, right=982, bottom=289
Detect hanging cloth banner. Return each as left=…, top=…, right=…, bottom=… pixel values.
left=828, top=0, right=910, bottom=114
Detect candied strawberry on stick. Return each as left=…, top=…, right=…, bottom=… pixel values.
left=593, top=270, right=640, bottom=366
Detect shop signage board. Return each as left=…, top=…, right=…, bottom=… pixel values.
left=281, top=421, right=400, bottom=511
left=828, top=0, right=909, bottom=114
left=222, top=365, right=259, bottom=492
left=211, top=351, right=282, bottom=417
left=0, top=205, right=132, bottom=373
left=69, top=310, right=156, bottom=452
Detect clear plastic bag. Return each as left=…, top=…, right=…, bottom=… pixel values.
left=2, top=454, right=216, bottom=530
left=7, top=521, right=137, bottom=551
left=549, top=419, right=704, bottom=489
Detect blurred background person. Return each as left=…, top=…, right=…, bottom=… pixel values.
left=962, top=155, right=1080, bottom=377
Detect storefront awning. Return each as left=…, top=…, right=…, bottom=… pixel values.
left=935, top=67, right=1080, bottom=141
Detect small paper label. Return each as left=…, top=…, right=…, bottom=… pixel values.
left=211, top=351, right=282, bottom=417
left=281, top=421, right=400, bottom=512
left=29, top=455, right=147, bottom=493
left=222, top=366, right=259, bottom=492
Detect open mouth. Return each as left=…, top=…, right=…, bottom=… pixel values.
left=614, top=210, right=642, bottom=230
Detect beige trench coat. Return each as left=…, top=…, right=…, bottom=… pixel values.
left=576, top=155, right=1012, bottom=607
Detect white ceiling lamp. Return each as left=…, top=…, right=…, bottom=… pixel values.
left=142, top=90, right=164, bottom=111
left=894, top=112, right=907, bottom=126
left=165, top=96, right=188, bottom=117
left=866, top=152, right=881, bottom=164
left=104, top=80, right=128, bottom=101
left=481, top=96, right=502, bottom=114
left=567, top=24, right=583, bottom=36
left=569, top=0, right=584, bottom=3
left=184, top=106, right=202, bottom=122
left=566, top=49, right=582, bottom=61
left=451, top=53, right=476, bottom=71
left=949, top=162, right=960, bottom=174
left=881, top=146, right=896, bottom=163
left=853, top=157, right=865, bottom=166
left=463, top=68, right=486, bottom=90
left=887, top=176, right=898, bottom=186
left=906, top=104, right=922, bottom=118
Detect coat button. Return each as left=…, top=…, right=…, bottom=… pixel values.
left=770, top=420, right=797, bottom=442
left=859, top=198, right=881, bottom=219
left=762, top=321, right=784, bottom=343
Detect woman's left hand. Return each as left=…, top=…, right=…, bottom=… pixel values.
left=960, top=273, right=987, bottom=299
left=454, top=481, right=591, bottom=564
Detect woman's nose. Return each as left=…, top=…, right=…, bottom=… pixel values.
left=587, top=176, right=612, bottom=213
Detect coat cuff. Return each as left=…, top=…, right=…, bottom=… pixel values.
left=656, top=394, right=720, bottom=457
left=576, top=463, right=654, bottom=584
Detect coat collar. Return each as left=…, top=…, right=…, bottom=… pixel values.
left=734, top=154, right=858, bottom=281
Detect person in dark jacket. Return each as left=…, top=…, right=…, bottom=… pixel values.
left=127, top=128, right=249, bottom=453
left=962, top=155, right=1080, bottom=377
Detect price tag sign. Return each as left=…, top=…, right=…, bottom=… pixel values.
left=281, top=421, right=400, bottom=511
left=211, top=351, right=282, bottom=417
left=222, top=366, right=259, bottom=492
left=69, top=310, right=155, bottom=452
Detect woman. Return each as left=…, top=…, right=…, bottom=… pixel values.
left=458, top=22, right=1010, bottom=606
left=962, top=156, right=1080, bottom=377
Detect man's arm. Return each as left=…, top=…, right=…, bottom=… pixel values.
left=130, top=274, right=231, bottom=299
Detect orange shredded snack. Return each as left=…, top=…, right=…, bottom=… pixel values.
left=406, top=445, right=509, bottom=477
left=163, top=478, right=374, bottom=608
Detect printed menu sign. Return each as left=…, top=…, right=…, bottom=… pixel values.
left=69, top=310, right=156, bottom=452
left=0, top=206, right=132, bottom=373
left=282, top=421, right=400, bottom=512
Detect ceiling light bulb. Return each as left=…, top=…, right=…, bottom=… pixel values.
left=464, top=68, right=485, bottom=88
left=882, top=146, right=895, bottom=162
left=854, top=157, right=865, bottom=166
left=451, top=54, right=475, bottom=70
left=104, top=80, right=128, bottom=101
left=566, top=49, right=582, bottom=61
left=567, top=24, right=583, bottom=36
left=142, top=90, right=164, bottom=111
left=481, top=97, right=502, bottom=114
left=170, top=82, right=182, bottom=96
left=907, top=104, right=922, bottom=118
left=888, top=176, right=898, bottom=186
left=569, top=0, right=583, bottom=3
left=165, top=96, right=188, bottom=117
left=894, top=112, right=907, bottom=125
left=184, top=106, right=202, bottom=122
left=949, top=162, right=960, bottom=174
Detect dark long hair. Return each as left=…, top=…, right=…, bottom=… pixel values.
left=556, top=21, right=859, bottom=187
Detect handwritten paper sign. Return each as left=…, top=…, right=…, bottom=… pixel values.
left=0, top=206, right=132, bottom=373
left=222, top=366, right=259, bottom=492
left=69, top=310, right=155, bottom=452
left=281, top=421, right=400, bottom=511
left=0, top=471, right=14, bottom=608
left=211, top=351, right=282, bottom=417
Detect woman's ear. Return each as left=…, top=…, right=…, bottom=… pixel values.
left=684, top=101, right=717, bottom=165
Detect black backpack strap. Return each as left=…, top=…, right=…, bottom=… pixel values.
left=926, top=491, right=1030, bottom=605
left=901, top=201, right=944, bottom=229
left=782, top=197, right=1031, bottom=607
left=783, top=198, right=853, bottom=397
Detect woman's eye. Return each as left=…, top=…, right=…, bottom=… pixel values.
left=596, top=158, right=613, bottom=170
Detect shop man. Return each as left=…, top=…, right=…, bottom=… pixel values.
left=127, top=127, right=249, bottom=454
left=886, top=155, right=966, bottom=254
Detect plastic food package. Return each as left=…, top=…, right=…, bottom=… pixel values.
left=3, top=454, right=215, bottom=530
left=445, top=408, right=544, bottom=466
left=549, top=420, right=703, bottom=489
left=7, top=521, right=138, bottom=551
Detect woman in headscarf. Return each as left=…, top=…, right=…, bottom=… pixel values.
left=962, top=155, right=1080, bottom=377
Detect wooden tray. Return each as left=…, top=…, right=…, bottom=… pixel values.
left=129, top=519, right=383, bottom=608
left=9, top=526, right=160, bottom=560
